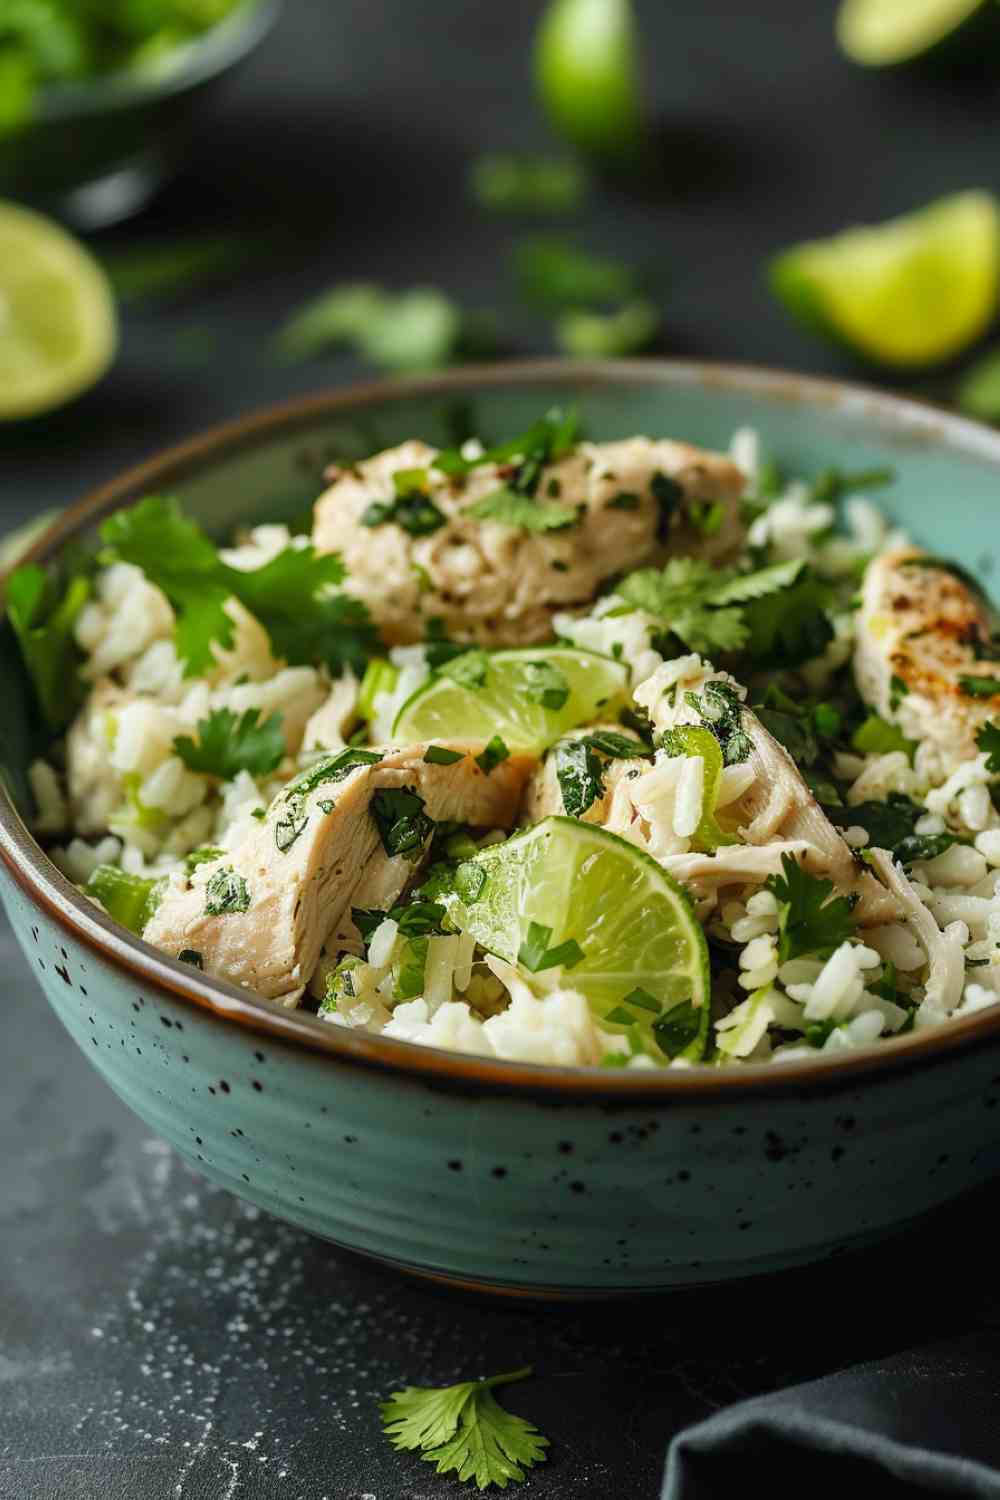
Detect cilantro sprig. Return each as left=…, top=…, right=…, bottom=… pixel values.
left=765, top=853, right=857, bottom=963
left=977, top=720, right=1000, bottom=771
left=100, top=495, right=376, bottom=678
left=173, top=708, right=286, bottom=780
left=6, top=561, right=91, bottom=731
left=380, top=1366, right=548, bottom=1489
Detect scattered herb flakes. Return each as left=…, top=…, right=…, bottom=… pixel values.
left=204, top=867, right=251, bottom=917
left=519, top=659, right=570, bottom=710
left=765, top=853, right=856, bottom=963
left=423, top=745, right=465, bottom=766
left=476, top=735, right=510, bottom=775
left=960, top=675, right=1000, bottom=699
left=518, top=921, right=584, bottom=972
left=468, top=488, right=577, bottom=531
left=371, top=787, right=436, bottom=859
left=684, top=681, right=753, bottom=765
left=178, top=948, right=204, bottom=969
left=440, top=649, right=489, bottom=689
left=274, top=797, right=309, bottom=853
left=380, top=1366, right=548, bottom=1489
left=607, top=490, right=641, bottom=511
left=173, top=707, right=285, bottom=780
left=977, top=720, right=1000, bottom=771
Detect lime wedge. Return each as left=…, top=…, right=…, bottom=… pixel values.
left=0, top=200, right=117, bottom=420
left=837, top=0, right=998, bottom=67
left=448, top=816, right=710, bottom=1062
left=392, top=646, right=629, bottom=753
left=770, top=191, right=1000, bottom=368
left=534, top=0, right=645, bottom=162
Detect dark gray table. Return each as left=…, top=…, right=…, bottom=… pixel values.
left=4, top=2, right=1000, bottom=1495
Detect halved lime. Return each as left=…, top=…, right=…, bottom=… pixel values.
left=0, top=200, right=117, bottom=420
left=392, top=646, right=629, bottom=752
left=770, top=191, right=1000, bottom=368
left=837, top=0, right=999, bottom=67
left=534, top=0, right=645, bottom=162
left=447, top=816, right=710, bottom=1062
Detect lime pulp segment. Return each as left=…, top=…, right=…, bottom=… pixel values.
left=392, top=646, right=630, bottom=752
left=448, top=816, right=711, bottom=1062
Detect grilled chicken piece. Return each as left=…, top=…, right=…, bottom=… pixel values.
left=312, top=436, right=745, bottom=648
left=143, top=744, right=535, bottom=1005
left=519, top=727, right=647, bottom=826
left=645, top=673, right=898, bottom=924
left=855, top=548, right=999, bottom=772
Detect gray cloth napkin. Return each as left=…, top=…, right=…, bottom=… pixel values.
left=664, top=1331, right=1000, bottom=1498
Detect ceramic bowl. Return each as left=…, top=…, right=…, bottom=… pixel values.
left=0, top=0, right=281, bottom=229
left=5, top=360, right=1000, bottom=1297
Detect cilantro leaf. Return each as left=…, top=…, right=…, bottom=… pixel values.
left=960, top=675, right=1000, bottom=700
left=370, top=787, right=435, bottom=859
left=739, top=572, right=833, bottom=669
left=476, top=735, right=510, bottom=775
left=652, top=999, right=703, bottom=1058
left=517, top=921, right=584, bottom=972
left=362, top=471, right=446, bottom=536
left=765, top=853, right=857, bottom=963
left=977, top=720, right=1000, bottom=772
left=616, top=559, right=748, bottom=655
left=100, top=496, right=377, bottom=678
left=380, top=1366, right=548, bottom=1489
left=204, top=867, right=251, bottom=916
left=684, top=681, right=752, bottom=765
left=554, top=738, right=605, bottom=817
left=468, top=488, right=578, bottom=531
left=434, top=408, right=578, bottom=479
left=6, top=561, right=90, bottom=730
left=173, top=707, right=286, bottom=780
left=823, top=793, right=922, bottom=852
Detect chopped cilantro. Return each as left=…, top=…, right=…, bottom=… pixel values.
left=204, top=867, right=250, bottom=916
left=274, top=797, right=309, bottom=853
left=554, top=738, right=605, bottom=818
left=434, top=408, right=578, bottom=479
left=765, top=853, right=856, bottom=963
left=684, top=681, right=752, bottom=765
left=652, top=999, right=703, bottom=1058
left=370, top=787, right=435, bottom=859
left=517, top=921, right=585, bottom=973
left=178, top=948, right=203, bottom=969
left=889, top=674, right=909, bottom=711
left=362, top=471, right=446, bottom=536
left=184, top=845, right=225, bottom=874
left=284, top=746, right=382, bottom=800
left=440, top=649, right=489, bottom=689
left=960, top=675, right=1000, bottom=700
left=977, top=720, right=1000, bottom=771
left=804, top=1018, right=838, bottom=1048
left=519, top=659, right=570, bottom=710
left=423, top=745, right=465, bottom=765
left=615, top=557, right=816, bottom=660
left=101, top=495, right=376, bottom=678
left=476, top=735, right=510, bottom=775
left=607, top=491, right=641, bottom=511
left=379, top=1366, right=548, bottom=1489
left=468, top=488, right=577, bottom=531
left=173, top=707, right=285, bottom=780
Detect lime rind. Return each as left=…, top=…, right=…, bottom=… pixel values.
left=391, top=646, right=630, bottom=752
left=447, top=815, right=711, bottom=1063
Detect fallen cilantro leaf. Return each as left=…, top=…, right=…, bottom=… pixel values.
left=476, top=735, right=510, bottom=775
left=512, top=236, right=635, bottom=308
left=765, top=852, right=856, bottom=963
left=380, top=1366, right=548, bottom=1490
left=960, top=675, right=1000, bottom=700
left=469, top=153, right=588, bottom=214
left=556, top=298, right=659, bottom=357
left=468, top=488, right=578, bottom=531
left=371, top=786, right=436, bottom=859
left=977, top=719, right=1000, bottom=771
left=173, top=707, right=286, bottom=780
left=6, top=561, right=90, bottom=730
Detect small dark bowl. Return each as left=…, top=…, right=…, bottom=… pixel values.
left=0, top=0, right=281, bottom=229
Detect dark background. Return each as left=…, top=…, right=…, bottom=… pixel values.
left=3, top=2, right=1000, bottom=1496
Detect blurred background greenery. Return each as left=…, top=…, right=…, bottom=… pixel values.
left=5, top=0, right=1000, bottom=504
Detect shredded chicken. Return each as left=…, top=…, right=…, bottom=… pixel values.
left=868, top=848, right=964, bottom=1016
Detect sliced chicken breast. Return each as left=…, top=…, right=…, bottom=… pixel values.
left=855, top=548, right=999, bottom=771
left=312, top=436, right=745, bottom=647
left=143, top=743, right=535, bottom=1005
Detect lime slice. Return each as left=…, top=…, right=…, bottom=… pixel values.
left=392, top=646, right=629, bottom=752
left=448, top=816, right=710, bottom=1062
left=837, top=0, right=998, bottom=67
left=0, top=200, right=117, bottom=420
left=770, top=191, right=1000, bottom=368
left=657, top=726, right=737, bottom=853
left=534, top=0, right=645, bottom=161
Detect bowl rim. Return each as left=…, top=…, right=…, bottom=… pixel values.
left=30, top=0, right=281, bottom=123
left=8, top=354, right=1000, bottom=1101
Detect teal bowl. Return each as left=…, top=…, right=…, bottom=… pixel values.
left=5, top=359, right=1000, bottom=1297
left=0, top=0, right=280, bottom=228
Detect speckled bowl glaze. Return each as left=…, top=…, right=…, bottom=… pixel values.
left=6, top=360, right=1000, bottom=1296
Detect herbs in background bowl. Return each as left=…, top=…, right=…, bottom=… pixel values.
left=0, top=0, right=251, bottom=134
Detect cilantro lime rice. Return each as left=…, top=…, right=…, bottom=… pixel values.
left=16, top=411, right=1000, bottom=1068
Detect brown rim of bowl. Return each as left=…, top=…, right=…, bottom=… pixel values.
left=7, top=355, right=1000, bottom=1101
